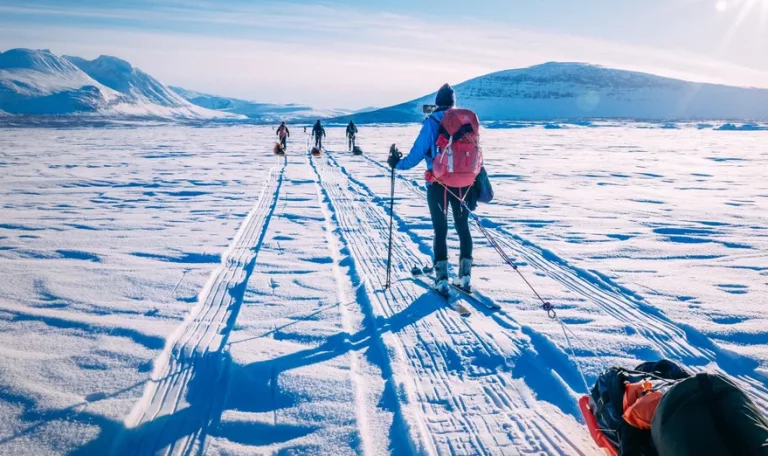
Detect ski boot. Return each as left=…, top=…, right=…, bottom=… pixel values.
left=453, top=258, right=472, bottom=292
left=433, top=260, right=450, bottom=297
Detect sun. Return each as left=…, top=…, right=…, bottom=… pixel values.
left=716, top=0, right=729, bottom=11
left=713, top=0, right=768, bottom=38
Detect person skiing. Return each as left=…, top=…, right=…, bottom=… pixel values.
left=387, top=83, right=478, bottom=295
left=312, top=120, right=326, bottom=150
left=346, top=120, right=358, bottom=151
left=276, top=121, right=290, bottom=149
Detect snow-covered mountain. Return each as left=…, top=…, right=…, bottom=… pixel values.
left=0, top=49, right=239, bottom=119
left=0, top=48, right=122, bottom=115
left=65, top=55, right=185, bottom=107
left=340, top=62, right=768, bottom=123
left=170, top=86, right=352, bottom=122
left=353, top=105, right=380, bottom=114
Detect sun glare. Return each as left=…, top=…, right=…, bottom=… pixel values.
left=713, top=0, right=768, bottom=52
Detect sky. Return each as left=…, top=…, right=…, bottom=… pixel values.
left=0, top=0, right=767, bottom=109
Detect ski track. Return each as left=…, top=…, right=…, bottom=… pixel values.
left=351, top=151, right=768, bottom=411
left=309, top=150, right=390, bottom=456
left=314, top=150, right=593, bottom=455
left=91, top=138, right=765, bottom=455
left=113, top=155, right=287, bottom=456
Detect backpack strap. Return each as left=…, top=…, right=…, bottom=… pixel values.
left=427, top=115, right=443, bottom=159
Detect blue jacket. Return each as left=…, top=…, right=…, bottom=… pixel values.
left=396, top=110, right=445, bottom=173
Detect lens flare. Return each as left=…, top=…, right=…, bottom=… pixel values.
left=716, top=0, right=729, bottom=12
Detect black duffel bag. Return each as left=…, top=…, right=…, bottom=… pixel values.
left=652, top=373, right=768, bottom=456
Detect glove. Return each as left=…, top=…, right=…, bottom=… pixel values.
left=388, top=144, right=402, bottom=169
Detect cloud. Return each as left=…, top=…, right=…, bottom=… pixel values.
left=1, top=1, right=767, bottom=109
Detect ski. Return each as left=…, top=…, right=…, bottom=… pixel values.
left=413, top=265, right=501, bottom=311
left=411, top=269, right=471, bottom=317
left=447, top=280, right=502, bottom=311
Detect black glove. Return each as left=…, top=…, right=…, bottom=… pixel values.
left=388, top=144, right=402, bottom=169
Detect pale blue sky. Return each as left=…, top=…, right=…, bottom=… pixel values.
left=1, top=0, right=766, bottom=109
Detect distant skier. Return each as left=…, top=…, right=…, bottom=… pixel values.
left=276, top=121, right=290, bottom=149
left=312, top=120, right=326, bottom=150
left=346, top=121, right=358, bottom=151
left=388, top=83, right=480, bottom=295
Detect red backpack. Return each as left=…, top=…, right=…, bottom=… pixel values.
left=431, top=108, right=482, bottom=188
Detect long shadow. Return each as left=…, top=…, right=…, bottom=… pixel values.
left=69, top=292, right=440, bottom=455
left=73, top=404, right=203, bottom=456
left=0, top=362, right=232, bottom=455
left=77, top=158, right=289, bottom=454
left=238, top=292, right=440, bottom=386
left=219, top=292, right=442, bottom=451
left=0, top=379, right=148, bottom=452
left=76, top=351, right=231, bottom=456
left=324, top=155, right=593, bottom=424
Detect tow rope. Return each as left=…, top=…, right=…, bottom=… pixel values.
left=435, top=180, right=595, bottom=393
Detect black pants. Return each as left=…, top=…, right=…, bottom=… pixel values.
left=280, top=136, right=287, bottom=148
left=427, top=183, right=472, bottom=262
left=314, top=136, right=323, bottom=149
left=348, top=136, right=355, bottom=150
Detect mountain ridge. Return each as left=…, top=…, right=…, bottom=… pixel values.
left=0, top=48, right=238, bottom=119
left=4, top=50, right=768, bottom=122
left=333, top=62, right=768, bottom=123
left=169, top=86, right=354, bottom=122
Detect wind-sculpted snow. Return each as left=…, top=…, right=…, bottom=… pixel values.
left=0, top=126, right=281, bottom=455
left=0, top=124, right=766, bottom=455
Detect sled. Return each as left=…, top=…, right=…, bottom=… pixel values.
left=579, top=395, right=618, bottom=456
left=273, top=142, right=286, bottom=156
left=311, top=147, right=322, bottom=157
left=352, top=146, right=363, bottom=156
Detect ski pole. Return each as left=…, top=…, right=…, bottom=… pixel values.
left=385, top=166, right=396, bottom=289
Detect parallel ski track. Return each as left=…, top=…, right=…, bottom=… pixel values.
left=113, top=155, right=287, bottom=456
left=354, top=152, right=768, bottom=411
left=309, top=151, right=387, bottom=456
left=314, top=151, right=591, bottom=455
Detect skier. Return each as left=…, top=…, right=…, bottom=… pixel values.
left=312, top=120, right=326, bottom=150
left=387, top=83, right=478, bottom=295
left=276, top=121, right=290, bottom=149
left=346, top=120, right=358, bottom=151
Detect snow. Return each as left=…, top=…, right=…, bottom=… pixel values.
left=0, top=123, right=766, bottom=455
left=0, top=49, right=240, bottom=120
left=170, top=86, right=353, bottom=122
left=343, top=62, right=768, bottom=123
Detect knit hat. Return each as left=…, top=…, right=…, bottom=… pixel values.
left=435, top=83, right=455, bottom=108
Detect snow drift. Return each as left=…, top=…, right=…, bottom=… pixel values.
left=0, top=49, right=240, bottom=119
left=339, top=62, right=768, bottom=123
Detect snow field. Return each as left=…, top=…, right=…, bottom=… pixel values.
left=0, top=123, right=766, bottom=455
left=0, top=126, right=278, bottom=454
